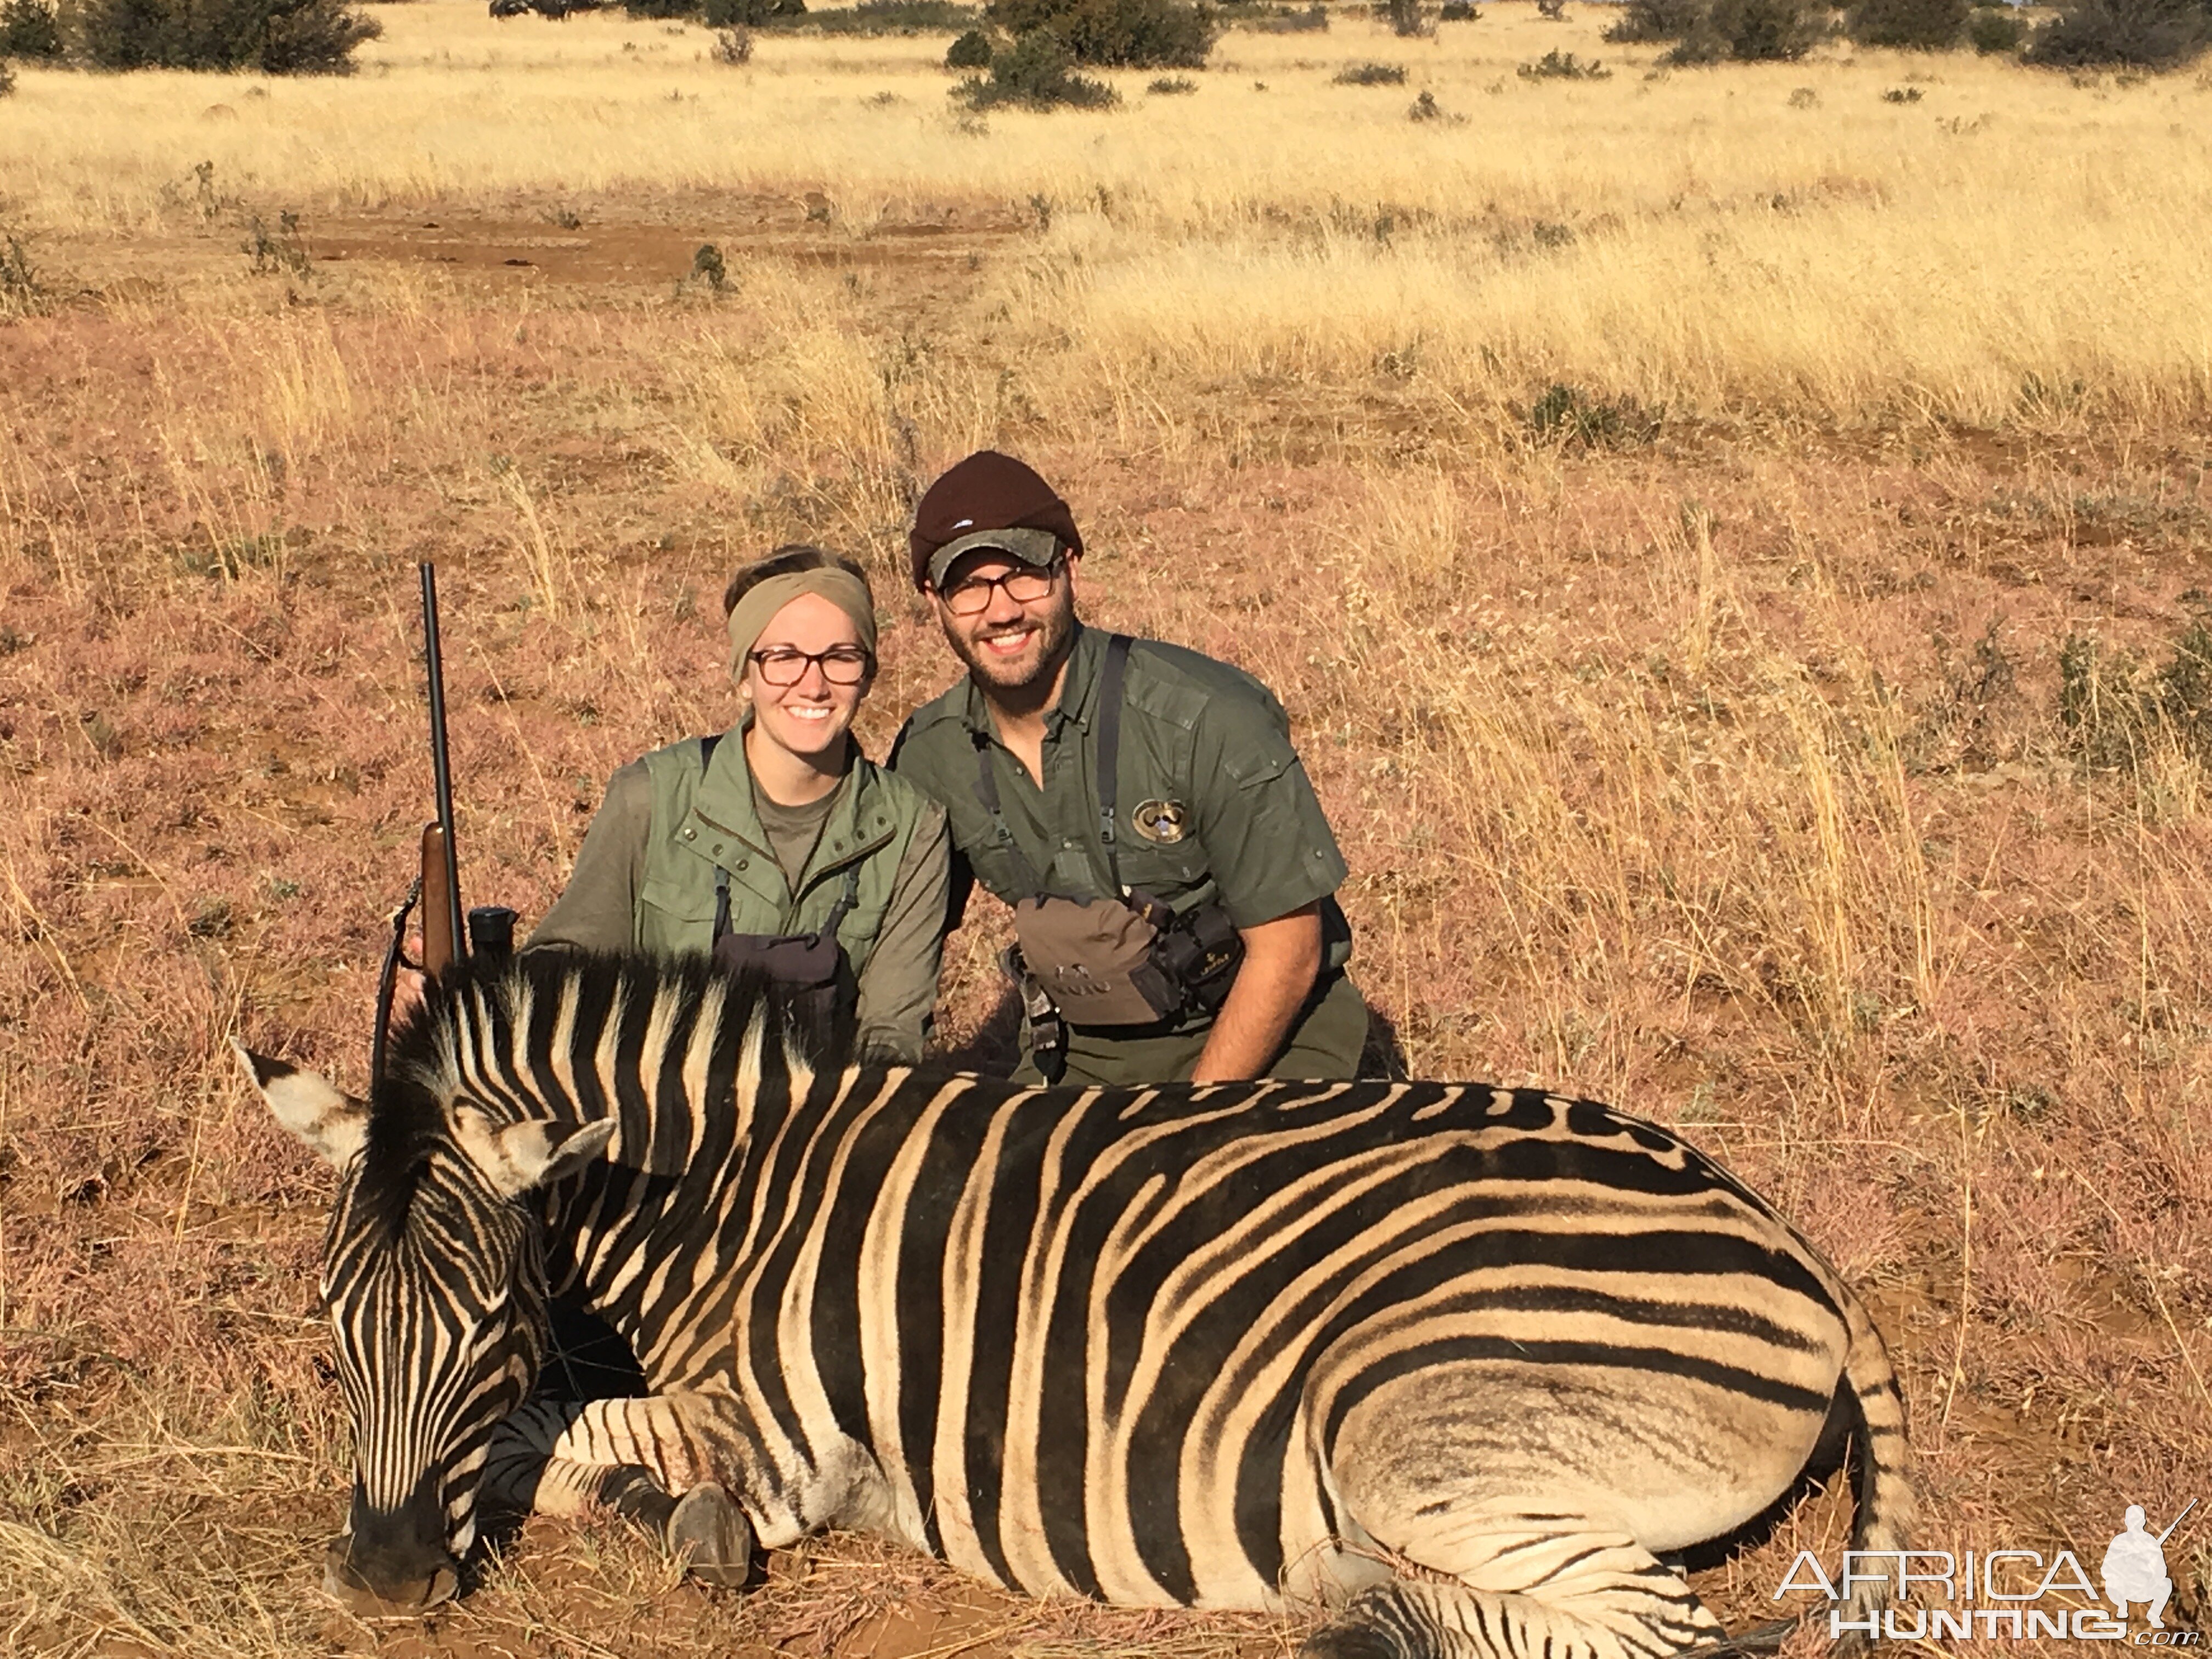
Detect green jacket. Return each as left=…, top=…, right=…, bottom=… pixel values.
left=527, top=725, right=950, bottom=1062
left=890, top=624, right=1352, bottom=950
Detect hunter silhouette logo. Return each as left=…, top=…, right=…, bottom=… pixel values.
left=1774, top=1497, right=2201, bottom=1643
left=2106, top=1501, right=2193, bottom=1630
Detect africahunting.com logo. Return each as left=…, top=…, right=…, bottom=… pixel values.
left=1774, top=1500, right=2200, bottom=1643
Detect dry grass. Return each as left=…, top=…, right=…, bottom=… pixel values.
left=4, top=2, right=2211, bottom=427
left=4, top=2, right=2212, bottom=1655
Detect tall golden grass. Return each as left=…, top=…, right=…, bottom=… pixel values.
left=3, top=3, right=2211, bottom=1654
left=5, top=1, right=2212, bottom=427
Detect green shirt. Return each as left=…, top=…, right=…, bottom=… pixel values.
left=526, top=729, right=951, bottom=1063
left=890, top=624, right=1350, bottom=934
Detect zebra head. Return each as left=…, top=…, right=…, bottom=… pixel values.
left=238, top=1041, right=615, bottom=1613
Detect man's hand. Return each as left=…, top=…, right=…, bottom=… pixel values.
left=387, top=963, right=428, bottom=1042
left=1188, top=902, right=1323, bottom=1083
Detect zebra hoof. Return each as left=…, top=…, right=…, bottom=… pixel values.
left=668, top=1483, right=752, bottom=1589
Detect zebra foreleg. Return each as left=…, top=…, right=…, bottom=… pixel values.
left=484, top=1400, right=753, bottom=1587
left=1300, top=1533, right=1726, bottom=1659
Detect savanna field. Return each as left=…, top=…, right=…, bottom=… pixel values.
left=3, top=0, right=2211, bottom=1651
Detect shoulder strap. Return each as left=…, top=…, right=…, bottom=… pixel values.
left=1095, top=634, right=1134, bottom=895
left=703, top=732, right=729, bottom=939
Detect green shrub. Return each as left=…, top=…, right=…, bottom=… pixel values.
left=2058, top=610, right=2212, bottom=774
left=71, top=0, right=381, bottom=71
left=0, top=231, right=41, bottom=312
left=1, top=0, right=63, bottom=57
left=1237, top=0, right=1323, bottom=24
left=952, top=25, right=1118, bottom=101
left=1602, top=0, right=1697, bottom=36
left=1526, top=383, right=1661, bottom=447
left=1848, top=0, right=1963, bottom=46
left=799, top=0, right=980, bottom=30
left=1438, top=1, right=1476, bottom=17
left=1333, top=57, right=1404, bottom=79
left=986, top=0, right=1214, bottom=63
left=946, top=21, right=995, bottom=57
left=2024, top=0, right=2208, bottom=64
left=1517, top=44, right=1608, bottom=72
left=1147, top=69, right=1195, bottom=85
left=623, top=0, right=697, bottom=17
left=1663, top=0, right=1819, bottom=60
left=1965, top=3, right=2025, bottom=47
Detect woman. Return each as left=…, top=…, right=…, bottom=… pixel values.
left=529, top=545, right=951, bottom=1064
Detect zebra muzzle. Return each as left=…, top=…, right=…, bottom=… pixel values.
left=323, top=1532, right=461, bottom=1616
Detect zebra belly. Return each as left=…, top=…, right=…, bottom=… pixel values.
left=1322, top=1359, right=1842, bottom=1559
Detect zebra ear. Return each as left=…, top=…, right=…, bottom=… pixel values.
left=234, top=1039, right=368, bottom=1170
left=450, top=1108, right=617, bottom=1199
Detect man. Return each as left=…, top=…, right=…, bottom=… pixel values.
left=890, top=450, right=1367, bottom=1086
left=2102, top=1505, right=2175, bottom=1629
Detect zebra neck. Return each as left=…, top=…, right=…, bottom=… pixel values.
left=538, top=1011, right=827, bottom=1387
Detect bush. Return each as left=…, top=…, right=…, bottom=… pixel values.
left=986, top=0, right=1214, bottom=63
left=952, top=24, right=1118, bottom=101
left=1333, top=57, right=1405, bottom=78
left=710, top=21, right=751, bottom=54
left=1848, top=0, right=1963, bottom=46
left=1663, top=0, right=1819, bottom=60
left=1517, top=44, right=1608, bottom=72
left=946, top=20, right=994, bottom=56
left=1, top=0, right=63, bottom=56
left=0, top=230, right=41, bottom=312
left=1965, top=2, right=2025, bottom=47
left=1237, top=0, right=1323, bottom=24
left=1147, top=69, right=1195, bottom=85
left=1602, top=0, right=1699, bottom=37
left=1438, top=1, right=1476, bottom=17
left=699, top=0, right=804, bottom=20
left=1525, top=383, right=1661, bottom=448
left=71, top=0, right=381, bottom=71
left=2056, top=605, right=2212, bottom=776
left=0, top=58, right=13, bottom=94
left=2024, top=0, right=2208, bottom=64
left=1384, top=0, right=1424, bottom=30
left=800, top=0, right=980, bottom=31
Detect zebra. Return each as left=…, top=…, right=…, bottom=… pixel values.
left=239, top=950, right=1914, bottom=1657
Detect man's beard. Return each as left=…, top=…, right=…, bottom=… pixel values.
left=946, top=595, right=1076, bottom=694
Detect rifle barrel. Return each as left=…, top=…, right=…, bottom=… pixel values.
left=2157, top=1497, right=2198, bottom=1545
left=420, top=562, right=467, bottom=974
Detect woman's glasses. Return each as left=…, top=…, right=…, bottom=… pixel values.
left=748, top=646, right=873, bottom=687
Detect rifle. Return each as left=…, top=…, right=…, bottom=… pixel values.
left=369, top=562, right=516, bottom=1090
left=420, top=561, right=466, bottom=980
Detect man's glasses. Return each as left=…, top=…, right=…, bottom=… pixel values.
left=938, top=561, right=1062, bottom=617
left=748, top=646, right=873, bottom=687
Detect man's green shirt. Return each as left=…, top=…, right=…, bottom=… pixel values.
left=890, top=624, right=1350, bottom=934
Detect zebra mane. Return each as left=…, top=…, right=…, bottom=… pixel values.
left=349, top=951, right=854, bottom=1242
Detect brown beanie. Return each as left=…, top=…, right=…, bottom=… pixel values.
left=907, top=451, right=1084, bottom=590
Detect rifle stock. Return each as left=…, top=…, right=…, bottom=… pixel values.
left=420, top=822, right=458, bottom=977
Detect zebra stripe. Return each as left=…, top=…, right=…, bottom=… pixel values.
left=250, top=952, right=1916, bottom=1656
